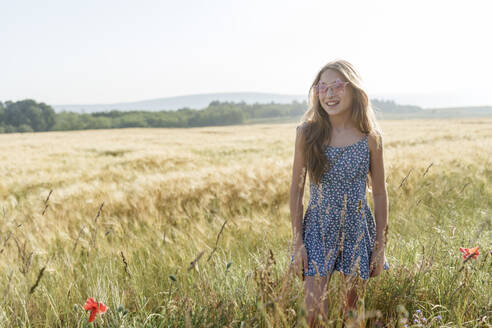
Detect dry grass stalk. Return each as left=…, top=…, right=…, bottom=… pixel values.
left=120, top=250, right=131, bottom=277
left=422, top=162, right=433, bottom=176
left=72, top=225, right=85, bottom=253
left=93, top=201, right=105, bottom=223
left=41, top=189, right=53, bottom=216
left=398, top=169, right=413, bottom=189
left=188, top=250, right=205, bottom=271
left=29, top=266, right=46, bottom=294
left=13, top=236, right=33, bottom=275
left=207, top=218, right=228, bottom=262
left=0, top=231, right=12, bottom=254
left=90, top=201, right=105, bottom=249
left=458, top=182, right=471, bottom=195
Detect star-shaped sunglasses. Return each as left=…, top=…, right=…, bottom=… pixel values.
left=314, top=78, right=349, bottom=95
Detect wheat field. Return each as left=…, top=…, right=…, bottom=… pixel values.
left=0, top=118, right=491, bottom=327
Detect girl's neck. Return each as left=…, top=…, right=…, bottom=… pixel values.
left=328, top=110, right=355, bottom=131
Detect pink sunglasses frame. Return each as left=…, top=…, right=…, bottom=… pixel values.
left=314, top=78, right=349, bottom=95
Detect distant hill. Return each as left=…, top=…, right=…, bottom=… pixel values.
left=52, top=91, right=492, bottom=114
left=53, top=92, right=308, bottom=113
left=51, top=92, right=492, bottom=120
left=369, top=100, right=491, bottom=118
left=379, top=105, right=492, bottom=119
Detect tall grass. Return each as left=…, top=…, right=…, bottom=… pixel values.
left=0, top=118, right=491, bottom=327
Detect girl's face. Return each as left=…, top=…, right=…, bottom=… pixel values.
left=316, top=69, right=353, bottom=116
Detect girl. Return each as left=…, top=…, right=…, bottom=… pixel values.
left=289, top=59, right=389, bottom=326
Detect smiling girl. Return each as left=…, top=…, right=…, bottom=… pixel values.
left=289, top=59, right=389, bottom=326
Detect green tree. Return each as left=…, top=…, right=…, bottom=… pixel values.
left=2, top=99, right=56, bottom=132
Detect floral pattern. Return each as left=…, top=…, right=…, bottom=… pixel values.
left=291, top=133, right=389, bottom=280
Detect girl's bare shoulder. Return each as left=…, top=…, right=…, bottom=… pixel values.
left=367, top=130, right=383, bottom=152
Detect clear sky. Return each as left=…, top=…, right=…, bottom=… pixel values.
left=1, top=0, right=491, bottom=107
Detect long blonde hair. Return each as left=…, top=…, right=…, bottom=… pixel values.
left=299, top=59, right=382, bottom=185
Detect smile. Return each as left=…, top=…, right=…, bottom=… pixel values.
left=326, top=100, right=340, bottom=106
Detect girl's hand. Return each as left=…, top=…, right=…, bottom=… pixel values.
left=291, top=242, right=308, bottom=280
left=369, top=244, right=386, bottom=277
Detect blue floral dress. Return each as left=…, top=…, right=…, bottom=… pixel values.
left=290, top=133, right=389, bottom=280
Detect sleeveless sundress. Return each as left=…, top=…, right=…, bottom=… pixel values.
left=290, top=133, right=389, bottom=281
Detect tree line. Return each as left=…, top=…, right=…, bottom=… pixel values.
left=0, top=98, right=422, bottom=133
left=0, top=99, right=308, bottom=133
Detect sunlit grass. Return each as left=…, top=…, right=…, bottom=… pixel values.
left=0, top=118, right=491, bottom=327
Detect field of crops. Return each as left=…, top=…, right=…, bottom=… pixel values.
left=0, top=118, right=491, bottom=327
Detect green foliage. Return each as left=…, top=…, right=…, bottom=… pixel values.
left=17, top=124, right=34, bottom=132
left=1, top=98, right=429, bottom=133
left=0, top=99, right=56, bottom=133
left=0, top=99, right=310, bottom=133
left=188, top=104, right=244, bottom=127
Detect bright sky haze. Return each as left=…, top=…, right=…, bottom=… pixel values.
left=1, top=0, right=491, bottom=108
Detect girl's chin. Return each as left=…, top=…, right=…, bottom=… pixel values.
left=323, top=107, right=348, bottom=116
left=323, top=105, right=341, bottom=112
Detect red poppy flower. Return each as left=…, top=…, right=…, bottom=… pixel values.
left=459, top=246, right=479, bottom=259
left=84, top=297, right=108, bottom=322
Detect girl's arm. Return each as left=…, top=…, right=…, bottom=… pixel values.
left=368, top=132, right=388, bottom=248
left=290, top=124, right=307, bottom=246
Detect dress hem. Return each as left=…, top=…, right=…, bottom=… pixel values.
left=302, top=261, right=390, bottom=281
